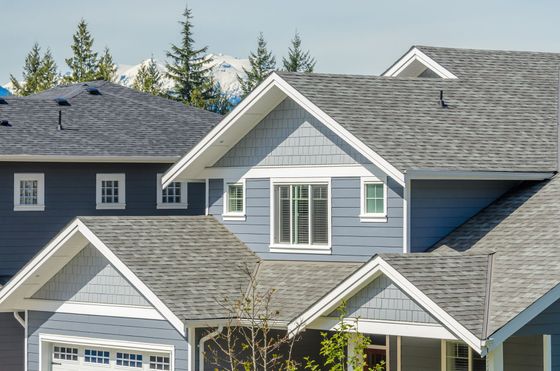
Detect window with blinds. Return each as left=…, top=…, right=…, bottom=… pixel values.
left=274, top=184, right=328, bottom=246
left=227, top=184, right=244, bottom=213
left=445, top=341, right=485, bottom=371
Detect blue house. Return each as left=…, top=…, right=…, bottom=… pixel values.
left=0, top=46, right=558, bottom=371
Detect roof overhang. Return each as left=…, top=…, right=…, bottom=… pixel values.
left=287, top=255, right=483, bottom=354
left=0, top=155, right=179, bottom=163
left=162, top=73, right=406, bottom=187
left=0, top=219, right=186, bottom=336
left=382, top=46, right=457, bottom=79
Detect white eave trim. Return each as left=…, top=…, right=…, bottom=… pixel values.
left=162, top=73, right=405, bottom=187
left=406, top=169, right=555, bottom=181
left=0, top=155, right=180, bottom=163
left=287, top=255, right=482, bottom=353
left=382, top=47, right=458, bottom=79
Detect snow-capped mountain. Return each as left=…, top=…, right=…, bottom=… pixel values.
left=3, top=54, right=250, bottom=98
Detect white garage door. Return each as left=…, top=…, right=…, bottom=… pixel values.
left=50, top=343, right=171, bottom=371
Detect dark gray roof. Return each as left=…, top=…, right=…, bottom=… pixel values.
left=79, top=215, right=260, bottom=322
left=0, top=81, right=221, bottom=158
left=277, top=46, right=559, bottom=172
left=433, top=175, right=560, bottom=337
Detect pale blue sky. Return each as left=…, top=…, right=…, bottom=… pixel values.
left=2, top=0, right=559, bottom=81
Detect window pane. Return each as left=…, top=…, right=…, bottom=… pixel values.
left=311, top=185, right=328, bottom=244
left=446, top=342, right=469, bottom=371
left=162, top=181, right=182, bottom=204
left=101, top=179, right=119, bottom=203
left=291, top=185, right=309, bottom=244
left=227, top=184, right=243, bottom=213
left=275, top=186, right=290, bottom=244
left=19, top=180, right=38, bottom=205
left=365, top=183, right=384, bottom=214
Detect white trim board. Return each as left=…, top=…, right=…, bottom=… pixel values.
left=287, top=255, right=482, bottom=353
left=382, top=47, right=457, bottom=79
left=162, top=73, right=405, bottom=188
left=0, top=219, right=186, bottom=337
left=0, top=155, right=179, bottom=163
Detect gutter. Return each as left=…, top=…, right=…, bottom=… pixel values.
left=199, top=325, right=223, bottom=371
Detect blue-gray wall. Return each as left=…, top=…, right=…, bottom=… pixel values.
left=0, top=313, right=24, bottom=371
left=27, top=311, right=188, bottom=371
left=208, top=176, right=403, bottom=261
left=0, top=162, right=205, bottom=276
left=503, top=335, right=543, bottom=371
left=410, top=180, right=517, bottom=252
left=401, top=337, right=440, bottom=371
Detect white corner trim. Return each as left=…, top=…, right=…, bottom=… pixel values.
left=95, top=173, right=126, bottom=210
left=156, top=174, right=188, bottom=210
left=383, top=47, right=457, bottom=79
left=544, top=335, right=552, bottom=371
left=13, top=173, right=45, bottom=212
left=287, top=256, right=482, bottom=353
left=402, top=175, right=411, bottom=253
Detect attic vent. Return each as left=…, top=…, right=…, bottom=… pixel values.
left=54, top=97, right=70, bottom=106
left=0, top=120, right=11, bottom=127
left=0, top=98, right=7, bottom=104
left=86, top=86, right=101, bottom=95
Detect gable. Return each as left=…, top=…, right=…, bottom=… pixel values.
left=331, top=274, right=437, bottom=324
left=212, top=97, right=370, bottom=168
left=32, top=244, right=151, bottom=307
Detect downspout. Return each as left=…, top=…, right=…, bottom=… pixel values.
left=13, top=311, right=25, bottom=328
left=199, top=325, right=223, bottom=371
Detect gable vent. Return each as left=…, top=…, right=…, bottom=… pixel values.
left=0, top=120, right=11, bottom=127
left=54, top=97, right=70, bottom=106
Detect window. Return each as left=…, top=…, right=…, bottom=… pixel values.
left=272, top=183, right=329, bottom=249
left=364, top=335, right=389, bottom=370
left=149, top=355, right=170, bottom=370
left=157, top=174, right=188, bottom=209
left=84, top=348, right=110, bottom=364
left=444, top=341, right=485, bottom=371
left=96, top=173, right=126, bottom=209
left=360, top=177, right=387, bottom=222
left=53, top=346, right=78, bottom=361
left=13, top=173, right=45, bottom=211
left=223, top=180, right=245, bottom=220
left=117, top=352, right=143, bottom=368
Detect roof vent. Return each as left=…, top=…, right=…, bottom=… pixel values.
left=439, top=90, right=449, bottom=108
left=0, top=120, right=11, bottom=127
left=0, top=98, right=7, bottom=104
left=86, top=86, right=101, bottom=95
left=54, top=97, right=70, bottom=106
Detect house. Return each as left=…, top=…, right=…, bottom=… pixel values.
left=0, top=45, right=558, bottom=371
left=0, top=81, right=221, bottom=369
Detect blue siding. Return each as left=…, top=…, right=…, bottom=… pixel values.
left=27, top=311, right=188, bottom=371
left=410, top=180, right=517, bottom=252
left=0, top=162, right=205, bottom=276
left=0, top=313, right=24, bottom=371
left=208, top=176, right=403, bottom=261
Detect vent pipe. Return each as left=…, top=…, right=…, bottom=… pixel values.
left=58, top=110, right=63, bottom=131
left=439, top=90, right=449, bottom=108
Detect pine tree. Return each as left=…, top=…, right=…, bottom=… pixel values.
left=238, top=32, right=276, bottom=97
left=64, top=19, right=98, bottom=82
left=96, top=47, right=117, bottom=82
left=165, top=6, right=214, bottom=106
left=282, top=32, right=316, bottom=73
left=9, top=43, right=59, bottom=96
left=37, top=49, right=59, bottom=91
left=132, top=58, right=164, bottom=96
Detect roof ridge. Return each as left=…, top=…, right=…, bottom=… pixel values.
left=415, top=44, right=560, bottom=56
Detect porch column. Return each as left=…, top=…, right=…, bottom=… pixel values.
left=486, top=343, right=503, bottom=371
left=544, top=335, right=552, bottom=371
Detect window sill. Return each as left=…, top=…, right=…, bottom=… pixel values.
left=359, top=214, right=388, bottom=223
left=269, top=244, right=331, bottom=255
left=157, top=203, right=189, bottom=210
left=222, top=214, right=246, bottom=221
left=14, top=204, right=45, bottom=212
left=96, top=203, right=126, bottom=210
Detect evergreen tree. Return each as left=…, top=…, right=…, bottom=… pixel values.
left=132, top=58, right=164, bottom=96
left=238, top=32, right=276, bottom=96
left=64, top=19, right=98, bottom=82
left=165, top=6, right=214, bottom=106
left=9, top=43, right=59, bottom=96
left=96, top=47, right=117, bottom=82
left=282, top=32, right=316, bottom=73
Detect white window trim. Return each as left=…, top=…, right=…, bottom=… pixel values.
left=441, top=340, right=482, bottom=371
left=156, top=174, right=188, bottom=209
left=269, top=177, right=332, bottom=253
left=96, top=173, right=126, bottom=210
left=222, top=179, right=246, bottom=221
left=13, top=173, right=45, bottom=211
left=348, top=334, right=390, bottom=371
left=359, top=176, right=388, bottom=223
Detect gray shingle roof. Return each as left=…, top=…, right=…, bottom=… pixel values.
left=0, top=81, right=221, bottom=158
left=78, top=215, right=260, bottom=321
left=433, top=175, right=560, bottom=337
left=277, top=46, right=559, bottom=172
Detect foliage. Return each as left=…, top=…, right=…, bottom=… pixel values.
left=165, top=6, right=215, bottom=106
left=96, top=47, right=117, bottom=82
left=64, top=19, right=99, bottom=82
left=282, top=32, right=316, bottom=73
left=132, top=57, right=164, bottom=95
left=238, top=32, right=276, bottom=97
left=9, top=43, right=59, bottom=96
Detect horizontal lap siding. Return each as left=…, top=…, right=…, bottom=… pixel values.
left=0, top=163, right=205, bottom=276
left=0, top=313, right=24, bottom=371
left=410, top=180, right=517, bottom=252
left=27, top=311, right=187, bottom=371
left=503, top=335, right=543, bottom=371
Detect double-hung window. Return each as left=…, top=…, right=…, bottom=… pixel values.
left=223, top=181, right=245, bottom=220
left=157, top=174, right=188, bottom=209
left=96, top=173, right=126, bottom=209
left=443, top=341, right=485, bottom=371
left=14, top=173, right=45, bottom=211
left=272, top=182, right=329, bottom=250
left=360, top=177, right=387, bottom=222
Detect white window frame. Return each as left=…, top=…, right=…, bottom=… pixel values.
left=222, top=179, right=246, bottom=221
left=269, top=177, right=332, bottom=254
left=13, top=173, right=45, bottom=211
left=96, top=173, right=126, bottom=210
left=365, top=335, right=390, bottom=371
left=359, top=176, right=388, bottom=223
left=156, top=174, right=188, bottom=209
left=441, top=340, right=484, bottom=371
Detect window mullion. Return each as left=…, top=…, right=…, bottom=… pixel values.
left=289, top=185, right=293, bottom=245
left=309, top=184, right=313, bottom=245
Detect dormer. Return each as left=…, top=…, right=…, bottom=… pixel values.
left=382, top=46, right=457, bottom=79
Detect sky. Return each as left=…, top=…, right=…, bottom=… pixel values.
left=2, top=0, right=560, bottom=83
